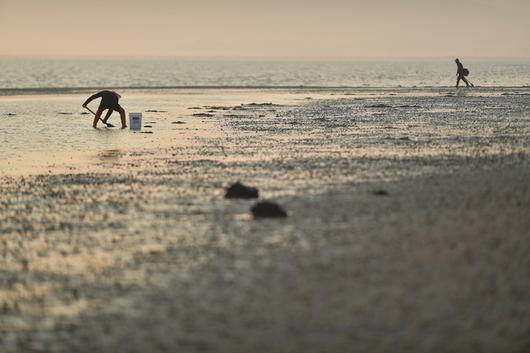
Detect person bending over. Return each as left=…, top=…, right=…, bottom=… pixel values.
left=82, top=90, right=127, bottom=129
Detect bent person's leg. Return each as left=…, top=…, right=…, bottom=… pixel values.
left=102, top=109, right=113, bottom=123
left=93, top=107, right=104, bottom=128
left=456, top=76, right=461, bottom=87
left=117, top=106, right=127, bottom=129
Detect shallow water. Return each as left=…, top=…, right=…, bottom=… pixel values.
left=0, top=89, right=320, bottom=175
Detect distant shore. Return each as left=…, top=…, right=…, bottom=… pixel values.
left=2, top=85, right=530, bottom=97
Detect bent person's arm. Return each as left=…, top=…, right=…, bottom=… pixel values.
left=82, top=92, right=103, bottom=107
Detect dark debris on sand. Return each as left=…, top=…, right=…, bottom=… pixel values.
left=251, top=201, right=287, bottom=218
left=372, top=190, right=389, bottom=196
left=171, top=121, right=186, bottom=124
left=204, top=106, right=231, bottom=110
left=366, top=104, right=393, bottom=108
left=247, top=102, right=279, bottom=107
left=192, top=113, right=215, bottom=117
left=225, top=182, right=259, bottom=199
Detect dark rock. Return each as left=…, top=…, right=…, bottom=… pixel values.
left=171, top=121, right=186, bottom=124
left=251, top=201, right=287, bottom=218
left=58, top=112, right=73, bottom=115
left=144, top=125, right=153, bottom=128
left=140, top=131, right=153, bottom=134
left=372, top=190, right=389, bottom=196
left=225, top=182, right=259, bottom=199
left=80, top=112, right=90, bottom=115
left=192, top=113, right=214, bottom=117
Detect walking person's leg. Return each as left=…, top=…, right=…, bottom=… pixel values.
left=456, top=76, right=461, bottom=87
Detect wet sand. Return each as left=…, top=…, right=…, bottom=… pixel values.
left=1, top=88, right=529, bottom=352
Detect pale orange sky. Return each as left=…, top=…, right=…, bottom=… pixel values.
left=1, top=0, right=529, bottom=58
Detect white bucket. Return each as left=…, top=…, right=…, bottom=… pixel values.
left=129, top=112, right=142, bottom=131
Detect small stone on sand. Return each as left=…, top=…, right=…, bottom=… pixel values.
left=251, top=201, right=287, bottom=218
left=372, top=190, right=389, bottom=196
left=171, top=121, right=186, bottom=124
left=225, top=182, right=259, bottom=199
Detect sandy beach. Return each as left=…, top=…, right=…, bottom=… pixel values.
left=1, top=88, right=529, bottom=352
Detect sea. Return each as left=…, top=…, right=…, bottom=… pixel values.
left=1, top=58, right=530, bottom=90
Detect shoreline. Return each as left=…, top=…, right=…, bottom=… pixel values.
left=2, top=87, right=529, bottom=177
left=2, top=85, right=530, bottom=96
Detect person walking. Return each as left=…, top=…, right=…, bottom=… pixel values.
left=82, top=90, right=127, bottom=129
left=455, top=58, right=474, bottom=88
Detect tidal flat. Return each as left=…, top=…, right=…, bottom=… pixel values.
left=1, top=88, right=529, bottom=352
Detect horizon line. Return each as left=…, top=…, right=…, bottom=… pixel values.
left=1, top=55, right=530, bottom=61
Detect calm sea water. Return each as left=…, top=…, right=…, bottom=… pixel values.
left=1, top=59, right=530, bottom=90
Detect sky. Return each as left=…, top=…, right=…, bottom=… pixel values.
left=1, top=0, right=529, bottom=58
